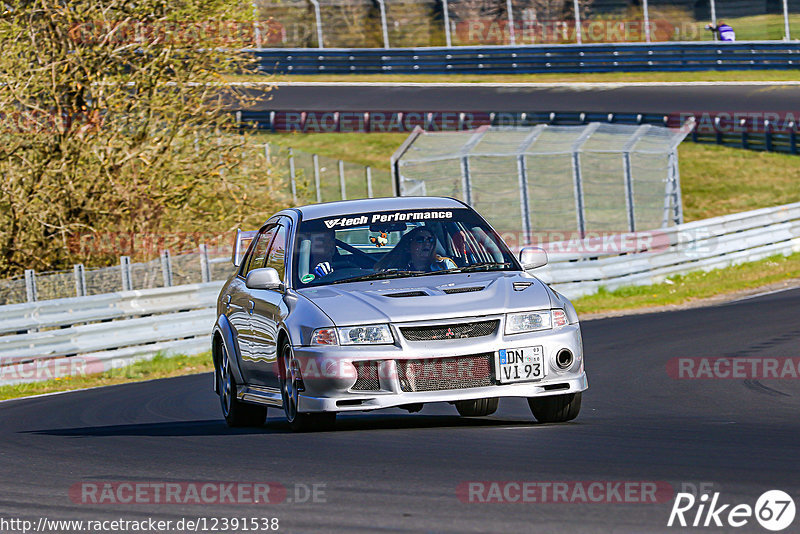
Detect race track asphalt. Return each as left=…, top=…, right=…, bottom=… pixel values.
left=253, top=83, right=800, bottom=114
left=1, top=287, right=798, bottom=533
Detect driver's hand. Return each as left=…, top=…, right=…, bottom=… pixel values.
left=314, top=262, right=333, bottom=276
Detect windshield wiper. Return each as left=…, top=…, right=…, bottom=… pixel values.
left=422, top=262, right=513, bottom=275
left=330, top=270, right=424, bottom=284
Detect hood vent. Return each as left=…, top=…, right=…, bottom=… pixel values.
left=442, top=286, right=484, bottom=294
left=513, top=282, right=532, bottom=291
left=384, top=290, right=428, bottom=298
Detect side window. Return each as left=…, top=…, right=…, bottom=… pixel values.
left=265, top=225, right=287, bottom=281
left=244, top=226, right=276, bottom=275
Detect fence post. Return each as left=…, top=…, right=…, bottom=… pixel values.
left=643, top=0, right=651, bottom=43
left=24, top=269, right=37, bottom=303
left=312, top=154, right=322, bottom=203
left=790, top=122, right=797, bottom=155
left=506, top=0, right=516, bottom=46
left=783, top=0, right=791, bottom=41
left=199, top=244, right=211, bottom=283
left=765, top=120, right=773, bottom=152
left=73, top=264, right=87, bottom=297
left=339, top=160, right=347, bottom=200
left=288, top=148, right=298, bottom=203
left=460, top=156, right=472, bottom=206
left=366, top=166, right=374, bottom=198
left=573, top=0, right=582, bottom=44
left=377, top=0, right=390, bottom=48
left=516, top=155, right=532, bottom=246
left=309, top=0, right=324, bottom=48
left=120, top=256, right=132, bottom=291
left=442, top=0, right=452, bottom=47
left=710, top=0, right=717, bottom=41
left=161, top=250, right=173, bottom=287
left=622, top=152, right=636, bottom=232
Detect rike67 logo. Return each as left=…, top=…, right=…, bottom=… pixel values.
left=668, top=490, right=796, bottom=531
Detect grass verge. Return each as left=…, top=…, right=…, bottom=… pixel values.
left=573, top=252, right=800, bottom=316
left=0, top=352, right=214, bottom=401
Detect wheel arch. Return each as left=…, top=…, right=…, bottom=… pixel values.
left=212, top=314, right=246, bottom=392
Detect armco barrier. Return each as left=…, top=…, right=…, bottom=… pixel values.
left=1, top=202, right=799, bottom=384
left=251, top=42, right=800, bottom=75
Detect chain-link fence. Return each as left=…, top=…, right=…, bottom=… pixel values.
left=393, top=122, right=691, bottom=244
left=252, top=0, right=800, bottom=47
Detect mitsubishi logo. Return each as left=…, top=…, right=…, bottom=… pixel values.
left=445, top=328, right=455, bottom=338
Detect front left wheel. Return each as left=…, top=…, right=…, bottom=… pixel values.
left=528, top=392, right=581, bottom=423
left=280, top=341, right=336, bottom=432
left=218, top=344, right=267, bottom=427
left=455, top=397, right=499, bottom=417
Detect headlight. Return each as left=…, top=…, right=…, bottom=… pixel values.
left=337, top=324, right=394, bottom=345
left=504, top=309, right=567, bottom=335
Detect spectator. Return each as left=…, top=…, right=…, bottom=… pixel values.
left=705, top=22, right=735, bottom=42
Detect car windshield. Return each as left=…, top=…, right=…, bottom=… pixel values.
left=292, top=207, right=519, bottom=288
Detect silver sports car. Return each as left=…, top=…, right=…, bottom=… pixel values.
left=212, top=197, right=587, bottom=431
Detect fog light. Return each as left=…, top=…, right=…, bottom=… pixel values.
left=556, top=349, right=574, bottom=370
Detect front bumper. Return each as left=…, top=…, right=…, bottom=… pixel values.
left=291, top=318, right=587, bottom=413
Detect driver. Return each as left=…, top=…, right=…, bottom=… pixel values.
left=375, top=226, right=456, bottom=272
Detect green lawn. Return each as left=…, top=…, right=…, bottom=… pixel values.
left=0, top=353, right=214, bottom=401
left=573, top=252, right=800, bottom=315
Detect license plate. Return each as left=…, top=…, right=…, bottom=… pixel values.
left=496, top=346, right=545, bottom=383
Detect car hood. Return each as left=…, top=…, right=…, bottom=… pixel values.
left=296, top=271, right=553, bottom=326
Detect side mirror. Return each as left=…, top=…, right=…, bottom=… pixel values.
left=246, top=267, right=283, bottom=291
left=519, top=247, right=548, bottom=270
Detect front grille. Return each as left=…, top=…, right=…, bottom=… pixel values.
left=351, top=361, right=381, bottom=391
left=400, top=320, right=498, bottom=341
left=397, top=353, right=494, bottom=392
left=442, top=286, right=484, bottom=294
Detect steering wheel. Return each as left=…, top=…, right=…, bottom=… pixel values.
left=335, top=239, right=378, bottom=268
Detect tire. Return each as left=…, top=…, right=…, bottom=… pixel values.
left=455, top=397, right=499, bottom=417
left=218, top=343, right=267, bottom=427
left=527, top=392, right=582, bottom=423
left=280, top=341, right=336, bottom=432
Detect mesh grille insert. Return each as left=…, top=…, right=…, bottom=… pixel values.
left=385, top=291, right=427, bottom=298
left=400, top=320, right=498, bottom=341
left=397, top=353, right=494, bottom=392
left=351, top=361, right=380, bottom=391
left=442, top=286, right=484, bottom=294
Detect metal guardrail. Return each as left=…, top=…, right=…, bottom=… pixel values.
left=252, top=42, right=800, bottom=74
left=1, top=201, right=798, bottom=385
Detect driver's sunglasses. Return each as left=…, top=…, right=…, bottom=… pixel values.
left=413, top=235, right=435, bottom=244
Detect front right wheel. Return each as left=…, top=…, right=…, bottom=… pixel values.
left=279, top=341, right=335, bottom=432
left=528, top=392, right=582, bottom=423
